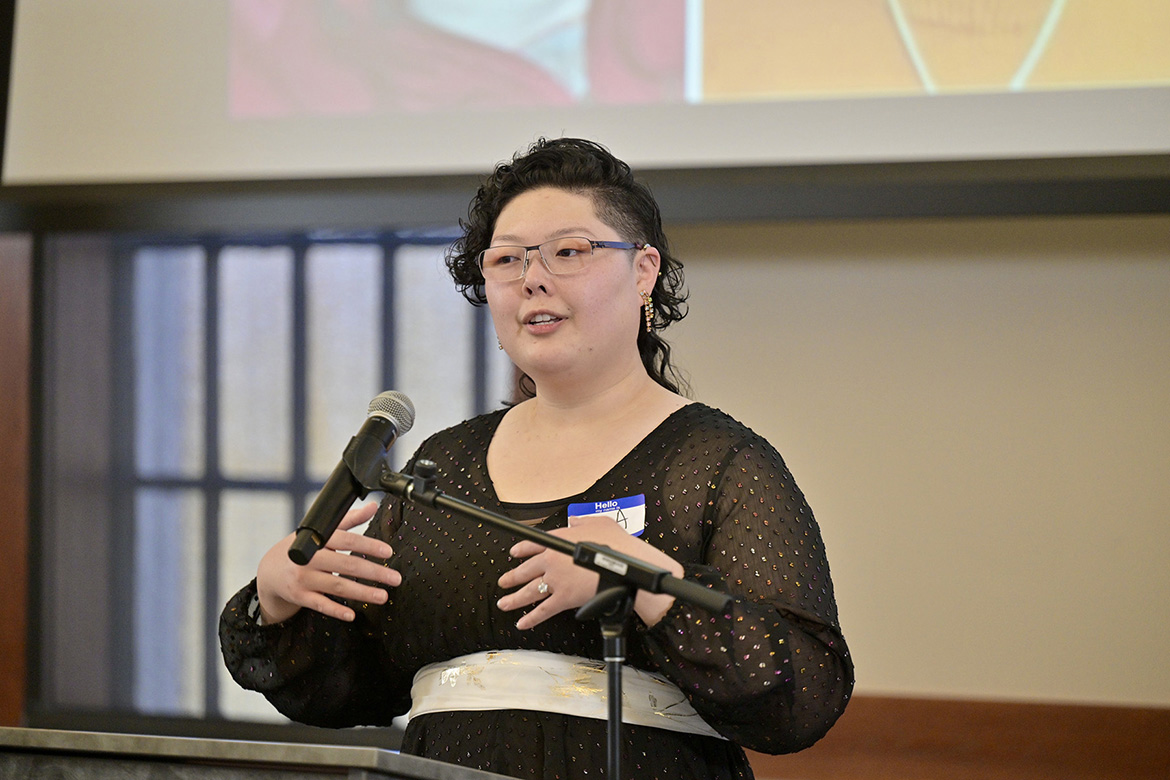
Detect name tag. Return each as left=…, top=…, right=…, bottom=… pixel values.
left=567, top=494, right=646, bottom=537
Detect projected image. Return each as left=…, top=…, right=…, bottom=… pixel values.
left=230, top=0, right=1170, bottom=119
left=229, top=0, right=688, bottom=117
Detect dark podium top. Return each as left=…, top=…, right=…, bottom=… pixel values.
left=0, top=726, right=516, bottom=780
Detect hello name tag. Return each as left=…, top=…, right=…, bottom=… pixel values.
left=567, top=494, right=646, bottom=537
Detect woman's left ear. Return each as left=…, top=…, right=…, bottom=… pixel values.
left=635, top=245, right=661, bottom=289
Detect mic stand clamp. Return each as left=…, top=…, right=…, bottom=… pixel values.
left=409, top=459, right=439, bottom=503
left=379, top=459, right=733, bottom=779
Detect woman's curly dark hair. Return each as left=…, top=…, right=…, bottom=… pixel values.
left=446, top=137, right=689, bottom=398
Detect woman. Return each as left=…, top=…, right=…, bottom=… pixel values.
left=221, top=138, right=853, bottom=779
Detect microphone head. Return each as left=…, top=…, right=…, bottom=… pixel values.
left=367, top=390, right=415, bottom=434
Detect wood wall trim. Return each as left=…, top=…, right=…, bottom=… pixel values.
left=748, top=694, right=1170, bottom=780
left=0, top=235, right=33, bottom=727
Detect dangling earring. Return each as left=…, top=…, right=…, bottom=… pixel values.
left=497, top=339, right=504, bottom=350
left=640, top=290, right=654, bottom=333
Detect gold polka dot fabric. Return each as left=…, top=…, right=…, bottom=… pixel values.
left=221, top=403, right=853, bottom=779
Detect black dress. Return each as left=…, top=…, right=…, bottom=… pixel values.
left=220, top=403, right=853, bottom=779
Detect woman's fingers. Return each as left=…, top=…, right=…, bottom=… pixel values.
left=329, top=529, right=394, bottom=561
left=300, top=564, right=389, bottom=604
left=311, top=546, right=401, bottom=589
left=276, top=559, right=393, bottom=623
left=336, top=500, right=379, bottom=532
left=497, top=553, right=545, bottom=591
left=300, top=593, right=360, bottom=623
left=322, top=502, right=394, bottom=560
left=512, top=591, right=558, bottom=631
left=496, top=568, right=548, bottom=611
left=507, top=539, right=547, bottom=559
left=256, top=500, right=401, bottom=624
left=497, top=548, right=600, bottom=629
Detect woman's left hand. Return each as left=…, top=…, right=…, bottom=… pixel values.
left=497, top=514, right=684, bottom=630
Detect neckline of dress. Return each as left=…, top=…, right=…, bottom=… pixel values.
left=483, top=400, right=701, bottom=510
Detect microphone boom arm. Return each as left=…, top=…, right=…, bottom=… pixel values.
left=379, top=460, right=732, bottom=615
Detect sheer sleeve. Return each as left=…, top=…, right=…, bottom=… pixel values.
left=637, top=435, right=853, bottom=754
left=218, top=502, right=414, bottom=727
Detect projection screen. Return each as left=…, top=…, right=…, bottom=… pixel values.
left=4, top=0, right=1169, bottom=185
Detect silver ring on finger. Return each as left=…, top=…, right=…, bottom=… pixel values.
left=537, top=579, right=549, bottom=595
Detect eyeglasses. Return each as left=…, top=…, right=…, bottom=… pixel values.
left=477, top=236, right=648, bottom=282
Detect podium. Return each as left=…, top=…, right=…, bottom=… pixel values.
left=0, top=726, right=516, bottom=780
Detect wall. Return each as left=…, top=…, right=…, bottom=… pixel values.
left=669, top=214, right=1170, bottom=707
left=0, top=235, right=31, bottom=726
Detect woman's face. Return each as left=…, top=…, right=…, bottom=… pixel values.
left=484, top=186, right=659, bottom=388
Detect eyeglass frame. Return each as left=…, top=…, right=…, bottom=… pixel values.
left=476, top=236, right=650, bottom=282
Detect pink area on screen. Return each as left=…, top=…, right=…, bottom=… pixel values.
left=229, top=0, right=686, bottom=118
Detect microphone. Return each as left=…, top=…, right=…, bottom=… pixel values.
left=287, top=391, right=415, bottom=565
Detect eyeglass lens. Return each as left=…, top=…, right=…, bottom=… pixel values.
left=480, top=237, right=594, bottom=281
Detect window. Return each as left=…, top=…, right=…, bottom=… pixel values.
left=34, top=231, right=513, bottom=729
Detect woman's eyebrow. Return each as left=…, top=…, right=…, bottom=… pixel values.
left=491, top=227, right=594, bottom=244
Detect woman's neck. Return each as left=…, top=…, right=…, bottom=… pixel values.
left=525, top=365, right=672, bottom=428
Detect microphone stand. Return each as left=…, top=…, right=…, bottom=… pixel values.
left=379, top=459, right=731, bottom=780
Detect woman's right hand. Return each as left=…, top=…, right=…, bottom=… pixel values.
left=255, top=501, right=402, bottom=624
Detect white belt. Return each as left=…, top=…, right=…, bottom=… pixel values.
left=408, top=649, right=726, bottom=739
